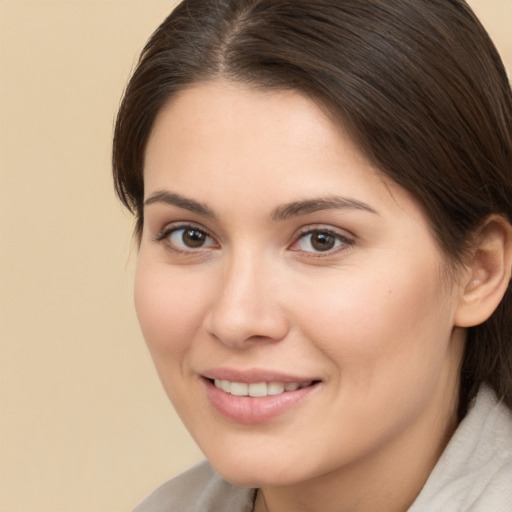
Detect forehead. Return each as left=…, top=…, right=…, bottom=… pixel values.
left=145, top=81, right=375, bottom=190
left=144, top=80, right=429, bottom=226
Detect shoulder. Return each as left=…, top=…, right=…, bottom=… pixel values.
left=410, top=386, right=512, bottom=511
left=133, top=460, right=255, bottom=512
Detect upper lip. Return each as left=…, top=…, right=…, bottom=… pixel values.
left=200, top=368, right=320, bottom=384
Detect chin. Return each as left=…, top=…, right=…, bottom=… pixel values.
left=203, top=448, right=313, bottom=489
left=214, top=465, right=294, bottom=489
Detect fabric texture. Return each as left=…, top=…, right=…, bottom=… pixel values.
left=408, top=386, right=512, bottom=511
left=133, top=460, right=255, bottom=512
left=133, top=386, right=512, bottom=512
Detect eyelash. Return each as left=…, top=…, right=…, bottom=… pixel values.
left=154, top=223, right=354, bottom=257
left=155, top=223, right=217, bottom=254
left=290, top=227, right=355, bottom=256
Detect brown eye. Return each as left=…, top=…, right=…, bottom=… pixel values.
left=182, top=228, right=207, bottom=248
left=164, top=226, right=217, bottom=251
left=292, top=228, right=353, bottom=254
left=310, top=231, right=336, bottom=251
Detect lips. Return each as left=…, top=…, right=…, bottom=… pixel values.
left=201, top=369, right=320, bottom=424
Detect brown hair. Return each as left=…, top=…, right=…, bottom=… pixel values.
left=113, top=0, right=512, bottom=418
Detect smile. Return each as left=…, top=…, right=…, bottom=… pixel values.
left=213, top=379, right=313, bottom=397
left=203, top=375, right=321, bottom=424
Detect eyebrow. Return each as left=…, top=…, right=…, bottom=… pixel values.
left=144, top=190, right=378, bottom=220
left=144, top=190, right=215, bottom=218
left=271, top=196, right=378, bottom=221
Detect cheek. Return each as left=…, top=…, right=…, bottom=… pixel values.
left=133, top=258, right=206, bottom=360
left=296, top=262, right=455, bottom=383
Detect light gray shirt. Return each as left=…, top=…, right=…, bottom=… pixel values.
left=134, top=386, right=512, bottom=512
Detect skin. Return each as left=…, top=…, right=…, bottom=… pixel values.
left=135, top=81, right=468, bottom=512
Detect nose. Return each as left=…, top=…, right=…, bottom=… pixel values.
left=203, top=251, right=290, bottom=348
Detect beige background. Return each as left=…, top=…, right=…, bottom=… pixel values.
left=0, top=1, right=510, bottom=511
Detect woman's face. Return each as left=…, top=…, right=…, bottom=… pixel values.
left=136, top=81, right=466, bottom=489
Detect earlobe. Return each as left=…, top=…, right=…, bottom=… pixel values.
left=454, top=215, right=512, bottom=328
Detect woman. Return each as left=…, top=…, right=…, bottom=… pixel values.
left=113, top=1, right=512, bottom=510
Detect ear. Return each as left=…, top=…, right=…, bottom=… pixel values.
left=454, top=215, right=512, bottom=328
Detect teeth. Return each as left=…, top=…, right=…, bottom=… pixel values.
left=267, top=382, right=285, bottom=395
left=213, top=379, right=312, bottom=397
left=230, top=382, right=248, bottom=396
left=247, top=382, right=265, bottom=397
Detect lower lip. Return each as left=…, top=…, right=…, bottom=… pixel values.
left=202, top=379, right=319, bottom=424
